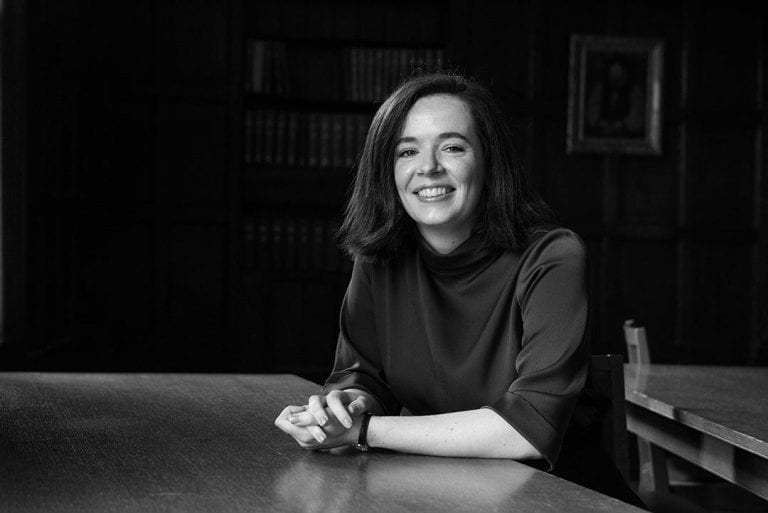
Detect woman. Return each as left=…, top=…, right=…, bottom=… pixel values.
left=275, top=73, right=642, bottom=506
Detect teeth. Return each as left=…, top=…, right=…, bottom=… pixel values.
left=417, top=187, right=451, bottom=198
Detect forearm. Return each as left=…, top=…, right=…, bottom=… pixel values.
left=367, top=408, right=543, bottom=460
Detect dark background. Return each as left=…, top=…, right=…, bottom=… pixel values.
left=2, top=0, right=767, bottom=381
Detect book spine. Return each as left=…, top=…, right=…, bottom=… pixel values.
left=298, top=112, right=308, bottom=167
left=325, top=218, right=340, bottom=272
left=271, top=217, right=284, bottom=271
left=320, top=114, right=331, bottom=168
left=254, top=109, right=265, bottom=165
left=263, top=110, right=275, bottom=165
left=257, top=216, right=270, bottom=270
left=245, top=40, right=254, bottom=92
left=307, top=112, right=319, bottom=167
left=263, top=41, right=274, bottom=94
left=435, top=48, right=445, bottom=72
left=275, top=41, right=289, bottom=96
left=399, top=48, right=412, bottom=81
left=352, top=47, right=362, bottom=102
left=311, top=219, right=324, bottom=272
left=373, top=47, right=384, bottom=101
left=245, top=110, right=253, bottom=164
left=286, top=111, right=298, bottom=167
left=365, top=47, right=375, bottom=102
left=341, top=114, right=353, bottom=169
left=284, top=216, right=296, bottom=272
left=274, top=110, right=286, bottom=166
left=332, top=114, right=344, bottom=169
left=297, top=217, right=310, bottom=271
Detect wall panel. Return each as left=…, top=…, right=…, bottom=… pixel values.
left=688, top=243, right=753, bottom=363
left=687, top=129, right=756, bottom=228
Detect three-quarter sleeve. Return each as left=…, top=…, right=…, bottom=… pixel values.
left=485, top=230, right=589, bottom=470
left=322, top=258, right=402, bottom=415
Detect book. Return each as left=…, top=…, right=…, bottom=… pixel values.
left=307, top=112, right=320, bottom=167
left=244, top=110, right=253, bottom=164
left=274, top=110, right=287, bottom=166
left=286, top=111, right=299, bottom=167
left=263, top=110, right=275, bottom=165
left=320, top=114, right=331, bottom=168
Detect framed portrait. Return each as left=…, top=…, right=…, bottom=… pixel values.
left=567, top=35, right=664, bottom=155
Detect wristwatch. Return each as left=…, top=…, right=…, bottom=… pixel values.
left=353, top=413, right=373, bottom=451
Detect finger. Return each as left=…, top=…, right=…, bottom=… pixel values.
left=275, top=404, right=306, bottom=426
left=305, top=425, right=327, bottom=443
left=326, top=391, right=353, bottom=429
left=275, top=408, right=316, bottom=443
left=307, top=395, right=329, bottom=426
left=288, top=410, right=319, bottom=427
left=347, top=395, right=370, bottom=415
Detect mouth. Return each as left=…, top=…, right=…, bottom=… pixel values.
left=414, top=185, right=456, bottom=199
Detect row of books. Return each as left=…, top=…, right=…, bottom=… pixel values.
left=243, top=216, right=353, bottom=274
left=245, top=39, right=446, bottom=102
left=245, top=40, right=289, bottom=96
left=245, top=109, right=372, bottom=168
left=343, top=46, right=446, bottom=102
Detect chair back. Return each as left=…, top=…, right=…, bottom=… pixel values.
left=589, top=354, right=630, bottom=482
left=624, top=319, right=651, bottom=364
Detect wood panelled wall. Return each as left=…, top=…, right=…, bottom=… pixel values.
left=455, top=1, right=767, bottom=363
left=2, top=0, right=766, bottom=371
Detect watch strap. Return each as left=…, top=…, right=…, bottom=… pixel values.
left=353, top=413, right=372, bottom=451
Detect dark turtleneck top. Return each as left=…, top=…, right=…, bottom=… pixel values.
left=321, top=226, right=645, bottom=507
left=322, top=227, right=589, bottom=470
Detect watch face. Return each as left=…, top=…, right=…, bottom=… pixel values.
left=353, top=443, right=369, bottom=452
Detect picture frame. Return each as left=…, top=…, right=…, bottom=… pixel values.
left=567, top=35, right=664, bottom=155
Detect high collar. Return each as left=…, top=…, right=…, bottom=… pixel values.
left=417, top=230, right=496, bottom=275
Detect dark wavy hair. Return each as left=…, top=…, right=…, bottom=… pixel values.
left=338, top=72, right=554, bottom=260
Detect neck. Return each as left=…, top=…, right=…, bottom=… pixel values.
left=418, top=225, right=473, bottom=255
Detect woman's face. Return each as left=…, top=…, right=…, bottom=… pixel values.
left=393, top=94, right=485, bottom=248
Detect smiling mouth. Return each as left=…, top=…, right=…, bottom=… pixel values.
left=415, top=186, right=455, bottom=198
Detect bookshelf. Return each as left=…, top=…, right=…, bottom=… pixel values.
left=238, top=0, right=448, bottom=381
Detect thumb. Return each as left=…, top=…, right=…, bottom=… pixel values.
left=346, top=395, right=370, bottom=415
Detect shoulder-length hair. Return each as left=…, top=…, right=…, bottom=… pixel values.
left=338, top=72, right=554, bottom=261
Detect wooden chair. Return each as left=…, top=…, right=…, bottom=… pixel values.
left=623, top=319, right=709, bottom=513
left=623, top=320, right=670, bottom=494
left=590, top=354, right=631, bottom=482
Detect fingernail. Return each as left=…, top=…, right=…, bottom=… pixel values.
left=342, top=418, right=352, bottom=428
left=318, top=415, right=328, bottom=426
left=315, top=432, right=326, bottom=442
left=349, top=405, right=359, bottom=414
left=289, top=415, right=299, bottom=424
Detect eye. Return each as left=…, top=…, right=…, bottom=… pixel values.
left=443, top=145, right=465, bottom=153
left=397, top=148, right=417, bottom=158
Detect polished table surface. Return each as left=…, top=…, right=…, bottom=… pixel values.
left=624, top=364, right=768, bottom=500
left=0, top=372, right=645, bottom=512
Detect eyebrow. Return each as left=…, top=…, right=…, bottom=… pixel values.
left=396, top=132, right=471, bottom=145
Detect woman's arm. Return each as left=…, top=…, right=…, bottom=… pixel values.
left=367, top=409, right=542, bottom=460
left=282, top=406, right=542, bottom=461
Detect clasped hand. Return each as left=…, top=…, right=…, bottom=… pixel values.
left=274, top=390, right=371, bottom=450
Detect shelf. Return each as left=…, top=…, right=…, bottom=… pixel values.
left=245, top=36, right=446, bottom=51
left=244, top=94, right=377, bottom=113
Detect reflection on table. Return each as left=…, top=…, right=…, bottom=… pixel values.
left=1, top=372, right=644, bottom=512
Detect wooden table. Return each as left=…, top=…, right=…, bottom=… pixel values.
left=0, top=372, right=645, bottom=512
left=624, top=364, right=768, bottom=501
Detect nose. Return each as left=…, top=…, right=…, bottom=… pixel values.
left=417, top=150, right=444, bottom=176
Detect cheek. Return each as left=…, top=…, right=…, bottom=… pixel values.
left=393, top=165, right=410, bottom=195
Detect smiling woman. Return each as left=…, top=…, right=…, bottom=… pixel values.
left=393, top=95, right=485, bottom=254
left=274, top=73, right=644, bottom=508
